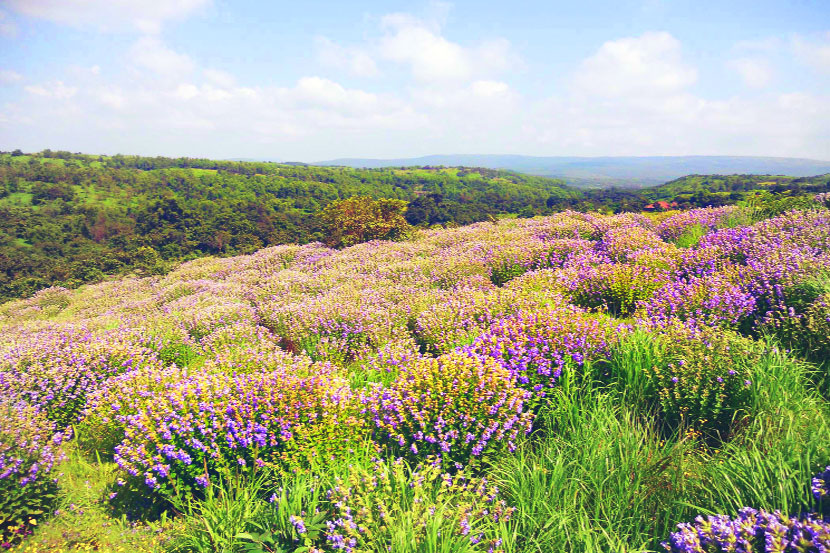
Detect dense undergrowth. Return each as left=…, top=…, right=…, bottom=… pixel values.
left=1, top=198, right=829, bottom=552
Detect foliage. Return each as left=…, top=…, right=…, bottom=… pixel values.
left=0, top=399, right=65, bottom=545
left=0, top=203, right=829, bottom=551
left=609, top=324, right=761, bottom=437
left=366, top=352, right=534, bottom=467
left=319, top=196, right=412, bottom=248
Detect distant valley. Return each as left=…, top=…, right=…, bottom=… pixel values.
left=315, top=154, right=830, bottom=188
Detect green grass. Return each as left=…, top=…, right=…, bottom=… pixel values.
left=15, top=444, right=179, bottom=553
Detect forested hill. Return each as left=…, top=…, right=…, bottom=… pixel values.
left=0, top=150, right=574, bottom=301
left=574, top=173, right=830, bottom=213
left=643, top=174, right=830, bottom=202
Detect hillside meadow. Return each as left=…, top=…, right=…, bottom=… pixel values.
left=1, top=201, right=829, bottom=552
left=2, top=150, right=828, bottom=305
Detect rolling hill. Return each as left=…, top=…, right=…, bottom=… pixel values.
left=317, top=155, right=830, bottom=187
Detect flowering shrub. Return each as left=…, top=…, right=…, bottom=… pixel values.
left=412, top=285, right=564, bottom=355
left=640, top=324, right=760, bottom=435
left=814, top=466, right=830, bottom=502
left=110, top=370, right=371, bottom=496
left=323, top=458, right=513, bottom=552
left=565, top=263, right=668, bottom=316
left=599, top=225, right=666, bottom=263
left=365, top=352, right=533, bottom=467
left=0, top=327, right=163, bottom=427
left=662, top=507, right=830, bottom=552
left=642, top=270, right=757, bottom=330
left=461, top=307, right=622, bottom=397
left=657, top=206, right=741, bottom=242
left=1, top=399, right=66, bottom=542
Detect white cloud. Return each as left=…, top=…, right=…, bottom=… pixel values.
left=0, top=69, right=23, bottom=85
left=792, top=32, right=830, bottom=74
left=129, top=36, right=194, bottom=76
left=315, top=36, right=379, bottom=77
left=24, top=81, right=77, bottom=99
left=573, top=31, right=697, bottom=98
left=4, top=0, right=210, bottom=33
left=203, top=68, right=235, bottom=88
left=378, top=13, right=517, bottom=83
left=97, top=87, right=127, bottom=109
left=728, top=57, right=773, bottom=88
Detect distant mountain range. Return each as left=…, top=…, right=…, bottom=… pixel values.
left=313, top=155, right=830, bottom=188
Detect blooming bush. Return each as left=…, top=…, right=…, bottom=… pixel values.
left=461, top=306, right=621, bottom=397
left=0, top=327, right=162, bottom=427
left=0, top=399, right=66, bottom=543
left=322, top=458, right=513, bottom=552
left=565, top=263, right=668, bottom=316
left=110, top=370, right=371, bottom=496
left=657, top=206, right=741, bottom=243
left=814, top=466, right=830, bottom=502
left=641, top=269, right=757, bottom=330
left=365, top=352, right=533, bottom=467
left=641, top=324, right=761, bottom=435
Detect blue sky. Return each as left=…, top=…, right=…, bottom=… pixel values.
left=0, top=0, right=828, bottom=160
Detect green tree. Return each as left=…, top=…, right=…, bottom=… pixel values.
left=319, top=196, right=412, bottom=248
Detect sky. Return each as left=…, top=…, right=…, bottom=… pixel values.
left=0, top=0, right=829, bottom=161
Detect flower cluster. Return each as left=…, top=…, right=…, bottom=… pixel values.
left=0, top=326, right=162, bottom=427
left=657, top=206, right=741, bottom=242
left=564, top=263, right=670, bottom=316
left=1, top=398, right=67, bottom=540
left=662, top=507, right=830, bottom=552
left=365, top=353, right=533, bottom=466
left=461, top=306, right=621, bottom=396
left=642, top=269, right=757, bottom=330
left=641, top=323, right=760, bottom=434
left=814, top=465, right=830, bottom=501
left=110, top=369, right=369, bottom=494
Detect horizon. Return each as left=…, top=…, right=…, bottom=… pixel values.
left=0, top=1, right=829, bottom=161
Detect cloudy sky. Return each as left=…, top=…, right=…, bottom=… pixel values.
left=0, top=0, right=828, bottom=161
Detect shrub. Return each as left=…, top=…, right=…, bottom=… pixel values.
left=109, top=369, right=371, bottom=497
left=612, top=324, right=761, bottom=436
left=0, top=327, right=162, bottom=427
left=565, top=263, right=668, bottom=316
left=412, top=285, right=564, bottom=355
left=641, top=269, right=757, bottom=330
left=815, top=465, right=830, bottom=503
left=0, top=399, right=66, bottom=543
left=322, top=458, right=513, bottom=552
left=366, top=352, right=533, bottom=468
left=461, top=306, right=622, bottom=397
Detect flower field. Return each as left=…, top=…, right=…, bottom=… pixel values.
left=1, top=202, right=829, bottom=552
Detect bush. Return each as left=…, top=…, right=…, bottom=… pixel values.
left=0, top=328, right=162, bottom=427
left=461, top=306, right=622, bottom=397
left=0, top=399, right=66, bottom=543
left=611, top=324, right=761, bottom=437
left=641, top=269, right=757, bottom=330
left=321, top=458, right=513, bottom=552
left=566, top=263, right=668, bottom=316
left=366, top=352, right=533, bottom=468
left=107, top=369, right=371, bottom=498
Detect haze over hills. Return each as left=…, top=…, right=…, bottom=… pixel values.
left=315, top=155, right=830, bottom=188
